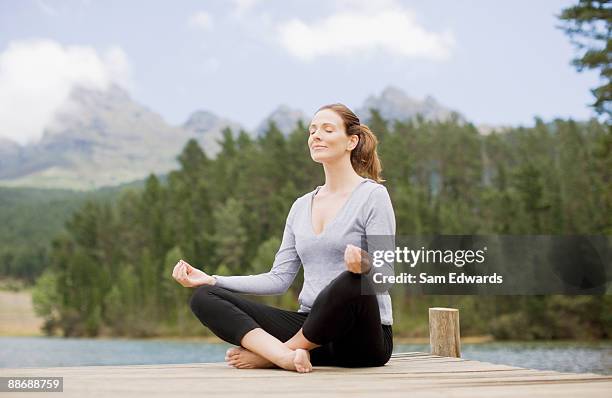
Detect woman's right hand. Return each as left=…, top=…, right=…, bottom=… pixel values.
left=172, top=259, right=216, bottom=288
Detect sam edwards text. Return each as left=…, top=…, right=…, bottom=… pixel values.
left=374, top=272, right=503, bottom=284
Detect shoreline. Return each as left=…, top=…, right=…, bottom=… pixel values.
left=1, top=288, right=609, bottom=346
left=1, top=333, right=611, bottom=345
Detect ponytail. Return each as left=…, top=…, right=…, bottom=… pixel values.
left=347, top=124, right=385, bottom=183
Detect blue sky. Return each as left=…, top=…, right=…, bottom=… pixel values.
left=0, top=0, right=601, bottom=145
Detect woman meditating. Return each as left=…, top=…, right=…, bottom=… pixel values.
left=172, top=103, right=396, bottom=373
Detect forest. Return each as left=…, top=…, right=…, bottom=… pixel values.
left=25, top=111, right=611, bottom=340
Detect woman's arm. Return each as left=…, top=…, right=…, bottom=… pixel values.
left=360, top=185, right=396, bottom=291
left=212, top=200, right=302, bottom=295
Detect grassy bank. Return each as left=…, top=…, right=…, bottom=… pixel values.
left=0, top=288, right=44, bottom=336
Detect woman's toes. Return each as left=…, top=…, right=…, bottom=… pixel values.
left=225, top=348, right=242, bottom=363
left=226, top=347, right=241, bottom=357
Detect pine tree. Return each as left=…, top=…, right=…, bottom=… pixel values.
left=558, top=0, right=612, bottom=117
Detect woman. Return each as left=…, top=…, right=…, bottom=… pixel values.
left=172, top=103, right=396, bottom=373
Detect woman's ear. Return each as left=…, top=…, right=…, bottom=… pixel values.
left=348, top=134, right=359, bottom=151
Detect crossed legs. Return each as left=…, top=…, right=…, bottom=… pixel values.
left=189, top=283, right=320, bottom=372
left=189, top=271, right=387, bottom=372
left=229, top=327, right=318, bottom=372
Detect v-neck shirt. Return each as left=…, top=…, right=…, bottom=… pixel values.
left=310, top=179, right=366, bottom=237
left=213, top=177, right=396, bottom=325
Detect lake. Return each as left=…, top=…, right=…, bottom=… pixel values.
left=1, top=337, right=610, bottom=375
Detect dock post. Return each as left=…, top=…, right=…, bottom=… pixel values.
left=429, top=307, right=461, bottom=358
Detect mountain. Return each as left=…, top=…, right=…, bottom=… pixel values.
left=0, top=137, right=23, bottom=174
left=0, top=84, right=504, bottom=191
left=356, top=86, right=464, bottom=124
left=475, top=123, right=514, bottom=135
left=252, top=87, right=466, bottom=135
left=182, top=110, right=244, bottom=157
left=0, top=84, right=195, bottom=190
left=255, top=105, right=308, bottom=136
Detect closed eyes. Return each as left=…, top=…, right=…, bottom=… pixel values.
left=308, top=127, right=335, bottom=134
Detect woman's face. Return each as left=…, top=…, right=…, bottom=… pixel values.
left=308, top=109, right=358, bottom=163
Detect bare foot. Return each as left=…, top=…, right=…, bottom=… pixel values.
left=225, top=347, right=275, bottom=369
left=274, top=348, right=313, bottom=373
left=293, top=348, right=313, bottom=373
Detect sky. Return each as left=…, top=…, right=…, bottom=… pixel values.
left=0, top=0, right=602, bottom=145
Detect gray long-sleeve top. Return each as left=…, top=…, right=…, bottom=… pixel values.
left=213, top=177, right=396, bottom=325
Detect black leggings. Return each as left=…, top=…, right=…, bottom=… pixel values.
left=189, top=270, right=393, bottom=367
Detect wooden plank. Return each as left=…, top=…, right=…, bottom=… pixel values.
left=1, top=352, right=610, bottom=398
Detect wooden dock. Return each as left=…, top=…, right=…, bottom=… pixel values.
left=3, top=308, right=609, bottom=396
left=2, top=351, right=611, bottom=397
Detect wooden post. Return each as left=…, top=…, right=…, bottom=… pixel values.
left=429, top=307, right=461, bottom=358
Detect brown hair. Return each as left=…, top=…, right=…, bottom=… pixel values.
left=317, top=103, right=385, bottom=183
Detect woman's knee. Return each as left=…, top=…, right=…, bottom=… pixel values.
left=334, top=270, right=362, bottom=284
left=330, top=271, right=371, bottom=297
left=310, top=271, right=369, bottom=313
left=189, top=284, right=216, bottom=313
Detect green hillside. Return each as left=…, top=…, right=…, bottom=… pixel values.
left=0, top=178, right=153, bottom=284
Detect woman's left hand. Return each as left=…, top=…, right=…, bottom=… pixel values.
left=344, top=244, right=372, bottom=274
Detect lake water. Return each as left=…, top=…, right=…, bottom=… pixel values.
left=1, top=337, right=610, bottom=375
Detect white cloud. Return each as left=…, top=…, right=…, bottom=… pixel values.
left=277, top=4, right=454, bottom=61
left=333, top=0, right=400, bottom=12
left=231, top=0, right=259, bottom=18
left=204, top=57, right=221, bottom=72
left=0, top=39, right=131, bottom=145
left=36, top=0, right=59, bottom=16
left=188, top=11, right=214, bottom=30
